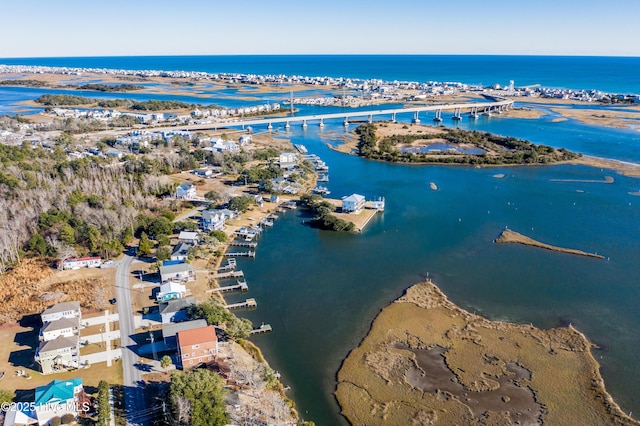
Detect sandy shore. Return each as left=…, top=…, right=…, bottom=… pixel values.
left=336, top=280, right=639, bottom=425
left=495, top=229, right=605, bottom=259
left=551, top=107, right=640, bottom=130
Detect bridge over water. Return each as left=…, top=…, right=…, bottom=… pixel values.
left=171, top=98, right=514, bottom=131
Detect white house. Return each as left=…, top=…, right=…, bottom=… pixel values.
left=41, top=302, right=81, bottom=324
left=238, top=135, right=252, bottom=146
left=176, top=182, right=196, bottom=199
left=211, top=138, right=240, bottom=153
left=40, top=317, right=80, bottom=342
left=35, top=336, right=80, bottom=375
left=159, top=263, right=195, bottom=284
left=58, top=256, right=101, bottom=270
left=279, top=152, right=297, bottom=169
left=178, top=231, right=199, bottom=245
left=157, top=281, right=187, bottom=302
left=342, top=194, right=366, bottom=213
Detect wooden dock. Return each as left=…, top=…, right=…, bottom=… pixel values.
left=230, top=241, right=258, bottom=248
left=207, top=280, right=249, bottom=293
left=217, top=258, right=236, bottom=272
left=226, top=298, right=257, bottom=310
left=211, top=270, right=244, bottom=279
left=223, top=251, right=256, bottom=258
left=250, top=323, right=273, bottom=334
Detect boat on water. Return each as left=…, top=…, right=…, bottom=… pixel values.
left=313, top=186, right=331, bottom=196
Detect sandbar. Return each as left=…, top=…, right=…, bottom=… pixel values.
left=336, top=280, right=639, bottom=425
left=495, top=229, right=604, bottom=259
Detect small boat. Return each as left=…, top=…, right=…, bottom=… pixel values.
left=313, top=186, right=331, bottom=195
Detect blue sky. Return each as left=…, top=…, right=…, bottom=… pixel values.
left=1, top=0, right=639, bottom=57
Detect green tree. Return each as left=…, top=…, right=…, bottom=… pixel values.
left=188, top=299, right=252, bottom=339
left=169, top=369, right=229, bottom=426
left=210, top=230, right=228, bottom=243
left=156, top=245, right=172, bottom=261
left=60, top=413, right=75, bottom=424
left=28, top=234, right=48, bottom=256
left=147, top=216, right=173, bottom=237
left=156, top=234, right=171, bottom=247
left=174, top=220, right=199, bottom=233
left=97, top=380, right=110, bottom=426
left=138, top=232, right=152, bottom=257
left=59, top=223, right=75, bottom=246
left=228, top=195, right=254, bottom=213
left=204, top=190, right=220, bottom=201
left=160, top=355, right=172, bottom=372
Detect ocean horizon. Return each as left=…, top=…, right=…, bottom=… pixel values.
left=2, top=54, right=640, bottom=93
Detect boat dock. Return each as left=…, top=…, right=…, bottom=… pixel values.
left=211, top=270, right=244, bottom=279
left=230, top=241, right=258, bottom=248
left=226, top=298, right=257, bottom=310
left=208, top=280, right=249, bottom=293
left=217, top=258, right=236, bottom=272
left=250, top=323, right=273, bottom=334
left=282, top=201, right=297, bottom=209
left=223, top=251, right=256, bottom=258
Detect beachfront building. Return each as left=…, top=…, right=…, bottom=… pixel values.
left=342, top=194, right=366, bottom=213
left=177, top=325, right=218, bottom=369
left=176, top=182, right=196, bottom=199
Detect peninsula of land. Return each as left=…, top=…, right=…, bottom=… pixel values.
left=336, top=280, right=639, bottom=425
left=495, top=229, right=605, bottom=259
left=352, top=122, right=580, bottom=165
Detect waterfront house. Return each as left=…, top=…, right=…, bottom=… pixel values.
left=34, top=378, right=87, bottom=425
left=279, top=152, right=297, bottom=169
left=171, top=242, right=193, bottom=262
left=156, top=281, right=187, bottom=302
left=176, top=182, right=196, bottom=199
left=159, top=263, right=195, bottom=284
left=201, top=208, right=239, bottom=232
left=238, top=135, right=252, bottom=146
left=57, top=256, right=101, bottom=270
left=35, top=336, right=80, bottom=374
left=342, top=194, right=366, bottom=213
left=177, top=325, right=218, bottom=369
left=41, top=301, right=81, bottom=324
left=162, top=319, right=208, bottom=349
left=159, top=297, right=196, bottom=324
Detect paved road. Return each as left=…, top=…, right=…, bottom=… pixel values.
left=116, top=254, right=147, bottom=425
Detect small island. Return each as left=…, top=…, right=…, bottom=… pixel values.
left=495, top=229, right=605, bottom=259
left=352, top=122, right=581, bottom=165
left=336, top=280, right=638, bottom=425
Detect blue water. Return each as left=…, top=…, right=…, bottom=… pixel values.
left=2, top=55, right=640, bottom=93
left=2, top=55, right=640, bottom=424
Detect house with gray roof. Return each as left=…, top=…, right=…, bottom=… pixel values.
left=35, top=336, right=80, bottom=374
left=41, top=301, right=81, bottom=324
left=159, top=297, right=196, bottom=324
left=162, top=319, right=208, bottom=349
left=159, top=263, right=195, bottom=284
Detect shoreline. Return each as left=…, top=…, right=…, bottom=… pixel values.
left=336, top=280, right=640, bottom=425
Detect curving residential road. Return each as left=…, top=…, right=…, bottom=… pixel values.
left=116, top=253, right=147, bottom=425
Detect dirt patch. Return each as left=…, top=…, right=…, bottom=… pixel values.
left=0, top=258, right=114, bottom=324
left=336, top=280, right=639, bottom=425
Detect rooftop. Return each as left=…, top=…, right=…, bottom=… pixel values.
left=35, top=378, right=82, bottom=406
left=177, top=325, right=217, bottom=347
left=42, top=301, right=81, bottom=317
left=42, top=317, right=79, bottom=333
left=162, top=319, right=208, bottom=339
left=159, top=297, right=196, bottom=315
